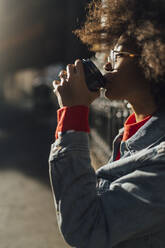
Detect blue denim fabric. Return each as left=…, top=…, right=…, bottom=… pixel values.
left=49, top=109, right=165, bottom=248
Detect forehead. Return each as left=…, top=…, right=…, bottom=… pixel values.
left=112, top=35, right=138, bottom=53
left=113, top=35, right=126, bottom=50
left=113, top=44, right=123, bottom=52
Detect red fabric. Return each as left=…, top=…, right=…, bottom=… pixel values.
left=122, top=113, right=151, bottom=141
left=115, top=113, right=152, bottom=160
left=55, top=105, right=90, bottom=139
left=115, top=150, right=121, bottom=161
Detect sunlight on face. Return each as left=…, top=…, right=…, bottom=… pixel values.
left=109, top=44, right=123, bottom=71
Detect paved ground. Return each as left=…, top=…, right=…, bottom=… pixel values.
left=0, top=102, right=71, bottom=248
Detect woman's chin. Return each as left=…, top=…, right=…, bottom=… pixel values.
left=104, top=89, right=122, bottom=101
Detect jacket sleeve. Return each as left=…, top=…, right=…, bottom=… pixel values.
left=49, top=132, right=165, bottom=248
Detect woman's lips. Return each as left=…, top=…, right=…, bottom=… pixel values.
left=103, top=63, right=113, bottom=71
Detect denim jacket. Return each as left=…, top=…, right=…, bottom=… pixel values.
left=49, top=109, right=165, bottom=248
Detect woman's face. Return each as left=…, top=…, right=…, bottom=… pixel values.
left=103, top=42, right=148, bottom=102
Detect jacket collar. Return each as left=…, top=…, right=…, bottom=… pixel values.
left=125, top=109, right=165, bottom=152
left=96, top=109, right=165, bottom=180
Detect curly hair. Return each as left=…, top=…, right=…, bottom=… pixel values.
left=74, top=0, right=165, bottom=106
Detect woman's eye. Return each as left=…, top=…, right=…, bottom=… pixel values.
left=116, top=53, right=125, bottom=58
left=115, top=53, right=125, bottom=63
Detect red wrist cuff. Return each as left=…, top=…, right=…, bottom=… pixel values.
left=55, top=105, right=90, bottom=139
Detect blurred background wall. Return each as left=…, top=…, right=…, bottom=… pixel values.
left=0, top=0, right=91, bottom=74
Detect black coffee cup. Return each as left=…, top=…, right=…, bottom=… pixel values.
left=82, top=59, right=106, bottom=91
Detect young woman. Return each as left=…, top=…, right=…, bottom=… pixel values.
left=49, top=0, right=165, bottom=247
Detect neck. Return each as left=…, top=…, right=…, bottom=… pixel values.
left=128, top=96, right=157, bottom=122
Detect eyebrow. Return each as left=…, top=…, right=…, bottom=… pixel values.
left=113, top=50, right=131, bottom=53
left=112, top=50, right=138, bottom=56
left=113, top=44, right=122, bottom=51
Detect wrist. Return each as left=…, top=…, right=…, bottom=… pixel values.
left=56, top=105, right=90, bottom=139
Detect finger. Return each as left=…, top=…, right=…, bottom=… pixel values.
left=53, top=80, right=60, bottom=88
left=53, top=80, right=65, bottom=94
left=53, top=82, right=65, bottom=94
left=58, top=70, right=67, bottom=79
left=60, top=78, right=68, bottom=86
left=75, top=59, right=84, bottom=75
left=53, top=84, right=59, bottom=94
left=66, top=64, right=75, bottom=77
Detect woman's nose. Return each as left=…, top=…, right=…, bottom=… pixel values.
left=103, top=62, right=113, bottom=71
